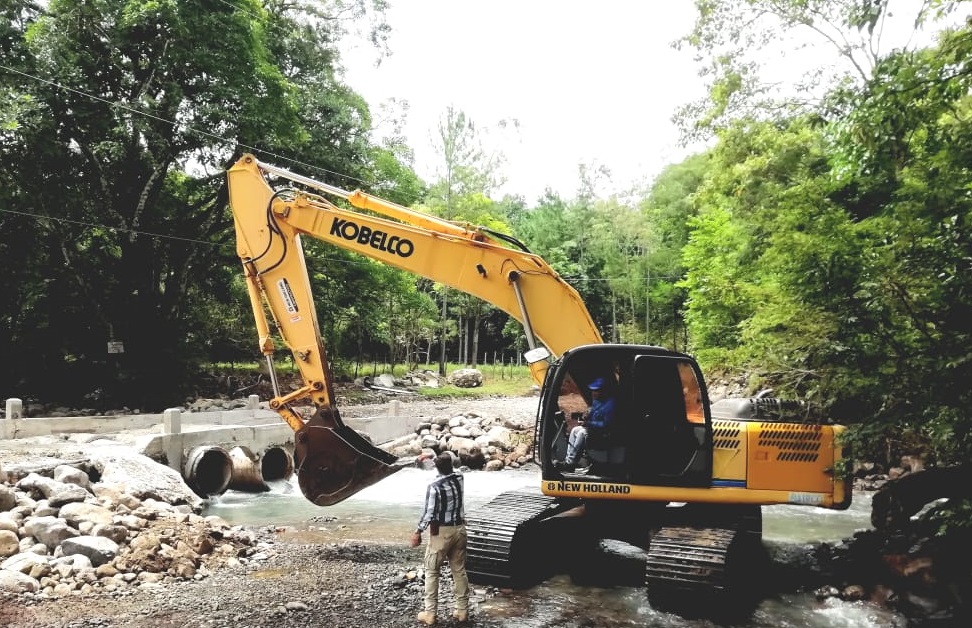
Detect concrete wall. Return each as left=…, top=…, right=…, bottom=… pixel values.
left=3, top=396, right=419, bottom=464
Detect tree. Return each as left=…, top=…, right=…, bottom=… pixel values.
left=424, top=106, right=512, bottom=369
left=0, top=0, right=391, bottom=408
left=638, top=153, right=711, bottom=347
left=677, top=0, right=970, bottom=139
left=822, top=26, right=972, bottom=467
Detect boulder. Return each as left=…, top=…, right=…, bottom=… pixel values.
left=0, top=486, right=16, bottom=512
left=59, top=502, right=114, bottom=527
left=1, top=551, right=48, bottom=574
left=88, top=449, right=202, bottom=509
left=0, top=529, right=19, bottom=557
left=23, top=515, right=79, bottom=547
left=0, top=569, right=40, bottom=594
left=53, top=465, right=91, bottom=489
left=449, top=369, right=484, bottom=388
left=60, top=536, right=119, bottom=567
left=15, top=473, right=89, bottom=506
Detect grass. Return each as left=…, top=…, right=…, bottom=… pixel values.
left=206, top=359, right=538, bottom=400
left=356, top=361, right=538, bottom=399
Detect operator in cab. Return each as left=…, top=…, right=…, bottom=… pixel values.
left=554, top=377, right=617, bottom=471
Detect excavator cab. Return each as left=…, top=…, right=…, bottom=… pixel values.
left=538, top=344, right=713, bottom=488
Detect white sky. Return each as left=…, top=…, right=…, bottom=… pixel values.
left=342, top=1, right=706, bottom=202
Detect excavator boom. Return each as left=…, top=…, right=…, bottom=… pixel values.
left=226, top=154, right=603, bottom=505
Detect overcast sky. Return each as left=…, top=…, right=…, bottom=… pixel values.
left=342, top=1, right=706, bottom=202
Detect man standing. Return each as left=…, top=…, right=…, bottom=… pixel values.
left=410, top=452, right=469, bottom=625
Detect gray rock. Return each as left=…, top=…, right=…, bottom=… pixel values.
left=33, top=500, right=58, bottom=517
left=59, top=502, right=114, bottom=527
left=88, top=449, right=202, bottom=509
left=15, top=473, right=89, bottom=507
left=0, top=569, right=40, bottom=593
left=449, top=368, right=484, bottom=388
left=23, top=515, right=79, bottom=547
left=446, top=436, right=477, bottom=453
left=0, top=486, right=16, bottom=512
left=0, top=513, right=18, bottom=533
left=478, top=425, right=515, bottom=449
left=0, top=529, right=19, bottom=557
left=60, top=536, right=119, bottom=567
left=92, top=523, right=129, bottom=544
left=53, top=465, right=91, bottom=489
left=1, top=550, right=48, bottom=574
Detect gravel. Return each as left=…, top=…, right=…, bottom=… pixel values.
left=0, top=393, right=541, bottom=628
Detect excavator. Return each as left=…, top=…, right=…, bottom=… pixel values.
left=226, top=154, right=851, bottom=609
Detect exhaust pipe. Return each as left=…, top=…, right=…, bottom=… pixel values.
left=184, top=446, right=233, bottom=497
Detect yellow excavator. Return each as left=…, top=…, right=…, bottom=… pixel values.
left=226, top=154, right=850, bottom=608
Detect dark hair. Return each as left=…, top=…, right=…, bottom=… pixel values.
left=435, top=452, right=454, bottom=475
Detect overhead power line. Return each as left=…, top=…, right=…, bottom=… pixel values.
left=0, top=62, right=371, bottom=191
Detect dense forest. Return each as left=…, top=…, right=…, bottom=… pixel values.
left=2, top=1, right=970, bottom=493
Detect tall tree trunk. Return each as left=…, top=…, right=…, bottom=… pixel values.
left=611, top=294, right=618, bottom=343
left=458, top=313, right=466, bottom=364
left=438, top=291, right=447, bottom=376
left=387, top=294, right=396, bottom=374
left=471, top=312, right=481, bottom=368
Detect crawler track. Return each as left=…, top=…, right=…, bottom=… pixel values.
left=644, top=506, right=763, bottom=613
left=465, top=488, right=574, bottom=587
left=645, top=525, right=737, bottom=594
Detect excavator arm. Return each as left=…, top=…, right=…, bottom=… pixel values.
left=226, top=154, right=603, bottom=505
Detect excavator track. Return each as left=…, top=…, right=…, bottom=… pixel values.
left=466, top=488, right=575, bottom=587
left=645, top=525, right=737, bottom=594
left=644, top=506, right=763, bottom=613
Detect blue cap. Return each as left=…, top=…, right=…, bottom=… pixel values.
left=588, top=377, right=606, bottom=390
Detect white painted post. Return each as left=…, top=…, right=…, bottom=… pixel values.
left=2, top=398, right=22, bottom=440
left=390, top=399, right=401, bottom=418
left=163, top=408, right=184, bottom=473
left=5, top=397, right=23, bottom=419
left=247, top=394, right=260, bottom=410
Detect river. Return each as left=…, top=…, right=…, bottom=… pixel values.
left=204, top=467, right=907, bottom=627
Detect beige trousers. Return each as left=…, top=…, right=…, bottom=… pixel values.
left=423, top=524, right=469, bottom=615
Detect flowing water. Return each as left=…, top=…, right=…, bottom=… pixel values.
left=204, top=468, right=907, bottom=627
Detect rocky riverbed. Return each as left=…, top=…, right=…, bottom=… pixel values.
left=1, top=391, right=969, bottom=627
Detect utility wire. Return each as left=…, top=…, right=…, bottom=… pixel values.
left=0, top=207, right=224, bottom=247
left=0, top=62, right=372, bottom=191
left=1, top=50, right=673, bottom=284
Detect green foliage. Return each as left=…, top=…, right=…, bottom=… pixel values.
left=675, top=9, right=972, bottom=473
left=0, top=0, right=390, bottom=409
left=677, top=0, right=963, bottom=140
left=922, top=499, right=972, bottom=537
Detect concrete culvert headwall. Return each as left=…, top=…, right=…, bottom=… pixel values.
left=259, top=446, right=294, bottom=482
left=184, top=445, right=233, bottom=497
left=227, top=446, right=270, bottom=492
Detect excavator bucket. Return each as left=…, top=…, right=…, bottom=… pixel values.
left=293, top=406, right=411, bottom=506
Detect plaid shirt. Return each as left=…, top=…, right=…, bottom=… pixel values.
left=416, top=472, right=465, bottom=533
